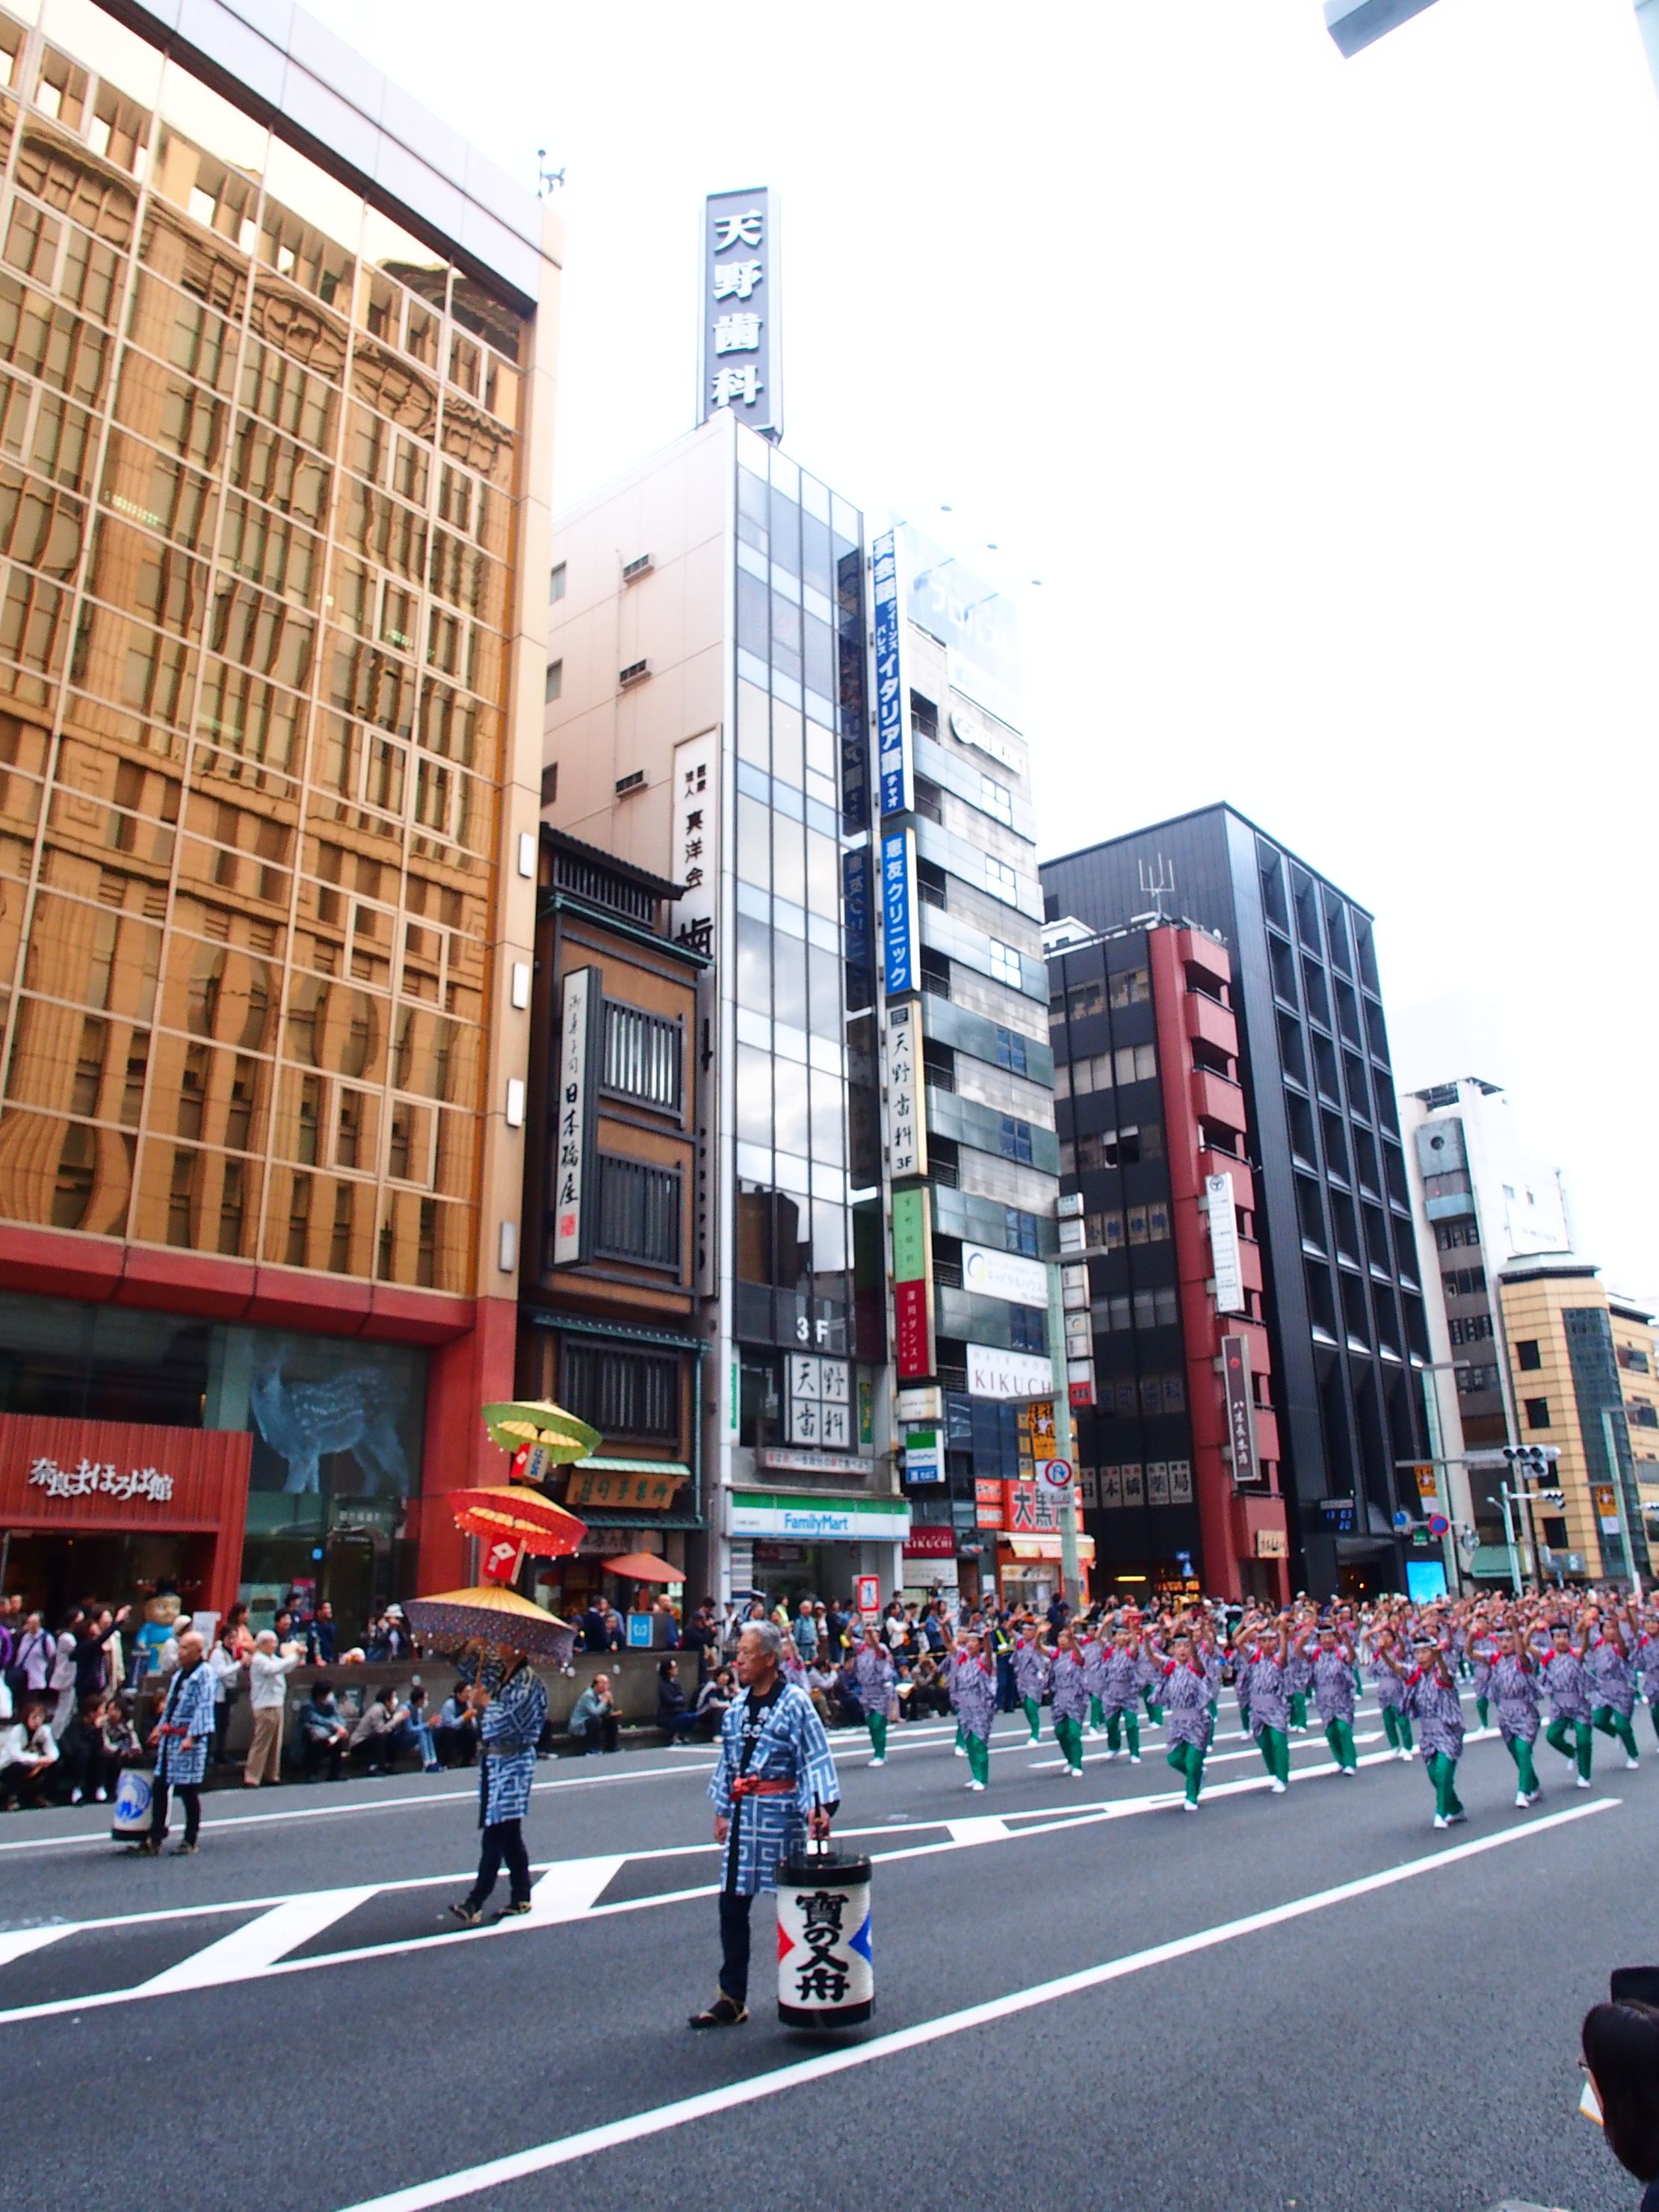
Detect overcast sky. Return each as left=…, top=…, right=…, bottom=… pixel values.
left=342, top=0, right=1659, bottom=1300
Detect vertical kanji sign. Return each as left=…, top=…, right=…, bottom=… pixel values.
left=699, top=188, right=782, bottom=439
left=552, top=967, right=601, bottom=1267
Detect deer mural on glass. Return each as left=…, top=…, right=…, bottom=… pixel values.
left=250, top=1350, right=413, bottom=1496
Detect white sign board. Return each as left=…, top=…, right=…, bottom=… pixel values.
left=886, top=998, right=925, bottom=1180
left=670, top=729, right=719, bottom=961
left=966, top=1344, right=1054, bottom=1403
left=786, top=1353, right=850, bottom=1449
left=1035, top=1456, right=1072, bottom=1495
left=552, top=968, right=594, bottom=1265
left=1205, top=1171, right=1246, bottom=1315
left=962, top=1243, right=1048, bottom=1309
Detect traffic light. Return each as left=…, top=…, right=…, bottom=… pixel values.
left=1503, top=1445, right=1559, bottom=1476
left=1539, top=1489, right=1566, bottom=1509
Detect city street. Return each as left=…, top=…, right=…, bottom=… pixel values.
left=1, top=1687, right=1643, bottom=2212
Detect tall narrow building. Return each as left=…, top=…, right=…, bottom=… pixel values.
left=1042, top=806, right=1433, bottom=1597
left=543, top=408, right=904, bottom=1601
left=0, top=0, right=559, bottom=1631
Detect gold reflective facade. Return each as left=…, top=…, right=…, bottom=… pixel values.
left=0, top=7, right=530, bottom=1295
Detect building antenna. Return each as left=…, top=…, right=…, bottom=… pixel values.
left=1138, top=853, right=1175, bottom=925
left=536, top=149, right=566, bottom=197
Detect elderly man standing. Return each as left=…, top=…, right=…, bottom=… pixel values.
left=689, top=1618, right=839, bottom=2030
left=244, top=1629, right=303, bottom=1788
left=138, top=1629, right=213, bottom=1855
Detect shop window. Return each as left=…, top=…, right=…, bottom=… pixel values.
left=1516, top=1338, right=1542, bottom=1371
left=596, top=1154, right=682, bottom=1270
left=602, top=1000, right=682, bottom=1112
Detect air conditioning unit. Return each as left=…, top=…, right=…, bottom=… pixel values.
left=615, top=770, right=646, bottom=797
left=619, top=658, right=650, bottom=687
left=621, top=553, right=653, bottom=583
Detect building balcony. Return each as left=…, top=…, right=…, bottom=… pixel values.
left=1184, top=989, right=1238, bottom=1057
left=1176, top=927, right=1230, bottom=995
left=1190, top=1067, right=1246, bottom=1137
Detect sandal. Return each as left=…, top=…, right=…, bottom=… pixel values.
left=687, top=1994, right=749, bottom=2029
left=448, top=1901, right=482, bottom=1927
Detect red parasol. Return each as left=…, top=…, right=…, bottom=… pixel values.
left=448, top=1486, right=587, bottom=1559
left=602, top=1551, right=684, bottom=1585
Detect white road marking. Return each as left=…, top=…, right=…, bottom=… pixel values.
left=525, top=1856, right=626, bottom=1925
left=944, top=1817, right=1010, bottom=1845
left=331, top=1799, right=1619, bottom=2212
left=0, top=1927, right=75, bottom=1969
left=136, top=1888, right=380, bottom=1994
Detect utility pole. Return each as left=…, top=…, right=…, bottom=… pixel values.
left=1046, top=1255, right=1083, bottom=1611
left=1486, top=1486, right=1523, bottom=1598
left=1598, top=1407, right=1643, bottom=1599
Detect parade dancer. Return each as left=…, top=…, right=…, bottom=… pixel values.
left=1235, top=1614, right=1292, bottom=1794
left=449, top=1643, right=548, bottom=1926
left=853, top=1622, right=897, bottom=1767
left=1082, top=1620, right=1108, bottom=1738
left=690, top=1619, right=839, bottom=2029
left=1097, top=1622, right=1143, bottom=1764
left=1485, top=1623, right=1543, bottom=1807
left=1586, top=1604, right=1642, bottom=1770
left=1370, top=1626, right=1415, bottom=1760
left=135, top=1628, right=212, bottom=1856
left=1303, top=1622, right=1359, bottom=1776
left=1542, top=1619, right=1595, bottom=1789
left=1637, top=1610, right=1659, bottom=1749
left=1137, top=1624, right=1166, bottom=1725
left=1159, top=1618, right=1213, bottom=1811
left=1286, top=1616, right=1313, bottom=1734
left=951, top=1631, right=997, bottom=1791
left=1048, top=1625, right=1089, bottom=1778
left=1013, top=1622, right=1050, bottom=1747
left=1390, top=1634, right=1466, bottom=1830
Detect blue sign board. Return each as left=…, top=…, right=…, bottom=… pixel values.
left=882, top=828, right=917, bottom=996
left=1405, top=1558, right=1448, bottom=1604
left=625, top=1613, right=655, bottom=1649
left=873, top=531, right=909, bottom=817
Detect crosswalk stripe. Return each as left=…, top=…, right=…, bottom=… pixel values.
left=0, top=1927, right=75, bottom=1969
left=525, top=1856, right=626, bottom=1924
left=135, top=1888, right=380, bottom=1995
left=945, top=1817, right=1011, bottom=1845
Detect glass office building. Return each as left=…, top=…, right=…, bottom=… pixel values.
left=0, top=0, right=559, bottom=1632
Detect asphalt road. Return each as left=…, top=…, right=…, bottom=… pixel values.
left=1, top=1691, right=1650, bottom=2212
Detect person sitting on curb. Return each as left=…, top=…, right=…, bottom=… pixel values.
left=569, top=1674, right=620, bottom=1755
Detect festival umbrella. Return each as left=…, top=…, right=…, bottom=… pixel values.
left=602, top=1551, right=684, bottom=1585
left=481, top=1400, right=601, bottom=1465
left=448, top=1486, right=587, bottom=1558
left=404, top=1584, right=578, bottom=1667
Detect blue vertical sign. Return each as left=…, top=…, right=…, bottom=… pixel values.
left=873, top=531, right=909, bottom=818
left=883, top=828, right=917, bottom=996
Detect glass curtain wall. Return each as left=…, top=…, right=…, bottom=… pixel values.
left=0, top=7, right=527, bottom=1290
left=730, top=430, right=877, bottom=1360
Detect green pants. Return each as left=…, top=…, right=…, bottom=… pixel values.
left=1507, top=1734, right=1539, bottom=1797
left=1382, top=1705, right=1414, bottom=1753
left=1089, top=1696, right=1105, bottom=1730
left=1474, top=1696, right=1489, bottom=1730
left=1054, top=1714, right=1084, bottom=1773
left=1105, top=1707, right=1140, bottom=1757
left=1166, top=1738, right=1204, bottom=1805
left=1426, top=1749, right=1463, bottom=1820
left=1022, top=1696, right=1042, bottom=1743
left=1546, top=1716, right=1592, bottom=1780
left=1289, top=1693, right=1309, bottom=1730
left=1324, top=1717, right=1356, bottom=1770
left=1238, top=1702, right=1251, bottom=1737
left=1255, top=1723, right=1290, bottom=1785
left=964, top=1731, right=989, bottom=1785
left=1142, top=1688, right=1163, bottom=1723
left=867, top=1713, right=887, bottom=1759
left=955, top=1722, right=964, bottom=1750
left=1650, top=1696, right=1659, bottom=1749
left=1593, top=1705, right=1639, bottom=1761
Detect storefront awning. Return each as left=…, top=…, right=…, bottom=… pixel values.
left=575, top=1457, right=691, bottom=1477
left=1004, top=1535, right=1096, bottom=1563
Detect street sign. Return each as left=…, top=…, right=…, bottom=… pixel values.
left=1035, top=1456, right=1073, bottom=1495
left=1392, top=1510, right=1411, bottom=1531
left=1428, top=1513, right=1450, bottom=1537
left=1414, top=1464, right=1438, bottom=1498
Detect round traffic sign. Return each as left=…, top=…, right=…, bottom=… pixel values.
left=1035, top=1457, right=1073, bottom=1494
left=1428, top=1513, right=1450, bottom=1537
left=1391, top=1510, right=1411, bottom=1531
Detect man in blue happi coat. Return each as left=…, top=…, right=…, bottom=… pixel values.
left=448, top=1643, right=548, bottom=1926
left=137, top=1628, right=214, bottom=1855
left=689, top=1618, right=840, bottom=2029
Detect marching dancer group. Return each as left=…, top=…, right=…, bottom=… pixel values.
left=793, top=1587, right=1657, bottom=1834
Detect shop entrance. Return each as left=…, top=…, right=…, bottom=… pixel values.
left=752, top=1540, right=859, bottom=1613
left=1, top=1529, right=207, bottom=1620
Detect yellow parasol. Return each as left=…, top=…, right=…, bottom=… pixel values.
left=404, top=1584, right=578, bottom=1666
left=481, top=1400, right=601, bottom=1465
